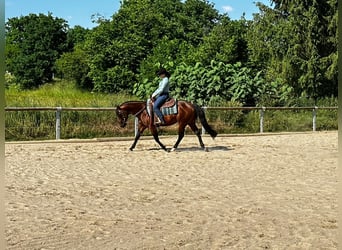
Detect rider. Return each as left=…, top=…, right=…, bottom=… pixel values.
left=151, top=68, right=170, bottom=125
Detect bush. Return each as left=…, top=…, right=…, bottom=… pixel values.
left=5, top=71, right=17, bottom=88
left=55, top=49, right=93, bottom=90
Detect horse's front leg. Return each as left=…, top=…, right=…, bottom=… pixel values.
left=150, top=126, right=167, bottom=151
left=130, top=125, right=146, bottom=151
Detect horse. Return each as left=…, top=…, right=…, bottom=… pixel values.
left=115, top=99, right=217, bottom=151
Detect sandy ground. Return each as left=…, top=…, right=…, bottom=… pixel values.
left=5, top=131, right=338, bottom=249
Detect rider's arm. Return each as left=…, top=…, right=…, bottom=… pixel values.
left=152, top=77, right=169, bottom=98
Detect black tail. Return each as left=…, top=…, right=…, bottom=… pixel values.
left=193, top=104, right=217, bottom=139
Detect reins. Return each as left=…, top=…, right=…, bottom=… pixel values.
left=133, top=105, right=146, bottom=117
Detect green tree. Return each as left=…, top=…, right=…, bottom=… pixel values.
left=66, top=25, right=90, bottom=49
left=248, top=0, right=337, bottom=101
left=55, top=48, right=92, bottom=89
left=5, top=13, right=69, bottom=88
left=83, top=0, right=221, bottom=94
left=190, top=16, right=249, bottom=65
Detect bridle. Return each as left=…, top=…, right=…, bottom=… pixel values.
left=116, top=108, right=128, bottom=127
left=117, top=104, right=146, bottom=127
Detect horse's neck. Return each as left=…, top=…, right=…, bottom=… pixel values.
left=124, top=101, right=145, bottom=115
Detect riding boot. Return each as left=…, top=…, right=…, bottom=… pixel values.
left=154, top=106, right=166, bottom=125
left=155, top=116, right=165, bottom=125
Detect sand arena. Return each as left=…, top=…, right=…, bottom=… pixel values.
left=5, top=131, right=338, bottom=249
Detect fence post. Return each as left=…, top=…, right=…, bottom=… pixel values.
left=201, top=106, right=207, bottom=135
left=56, top=107, right=62, bottom=140
left=134, top=116, right=139, bottom=137
left=259, top=107, right=265, bottom=133
left=312, top=106, right=317, bottom=132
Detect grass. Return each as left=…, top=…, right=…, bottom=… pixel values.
left=5, top=79, right=137, bottom=107
left=5, top=80, right=338, bottom=141
left=5, top=80, right=139, bottom=140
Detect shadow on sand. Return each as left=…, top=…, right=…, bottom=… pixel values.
left=148, top=145, right=233, bottom=152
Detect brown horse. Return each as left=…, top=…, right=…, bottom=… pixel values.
left=116, top=100, right=217, bottom=151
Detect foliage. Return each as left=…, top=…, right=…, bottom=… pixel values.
left=66, top=25, right=90, bottom=48
left=5, top=13, right=69, bottom=89
left=55, top=48, right=93, bottom=89
left=83, top=0, right=221, bottom=94
left=4, top=0, right=338, bottom=107
left=191, top=17, right=249, bottom=65
left=135, top=60, right=270, bottom=106
left=248, top=0, right=337, bottom=100
left=5, top=71, right=16, bottom=88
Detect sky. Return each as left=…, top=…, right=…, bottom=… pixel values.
left=5, top=0, right=272, bottom=29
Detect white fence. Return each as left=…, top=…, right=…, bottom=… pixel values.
left=5, top=106, right=338, bottom=140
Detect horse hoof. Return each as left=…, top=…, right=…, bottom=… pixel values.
left=170, top=148, right=176, bottom=152
left=129, top=148, right=133, bottom=151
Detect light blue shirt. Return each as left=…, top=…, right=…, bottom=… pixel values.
left=152, top=77, right=170, bottom=98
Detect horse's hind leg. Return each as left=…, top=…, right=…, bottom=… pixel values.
left=189, top=123, right=205, bottom=149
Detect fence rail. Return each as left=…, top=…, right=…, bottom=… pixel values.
left=5, top=106, right=338, bottom=140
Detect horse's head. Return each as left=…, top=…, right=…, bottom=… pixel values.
left=116, top=106, right=129, bottom=128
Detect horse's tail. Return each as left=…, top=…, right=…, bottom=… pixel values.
left=193, top=104, right=217, bottom=139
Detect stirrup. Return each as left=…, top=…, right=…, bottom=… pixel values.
left=155, top=117, right=165, bottom=125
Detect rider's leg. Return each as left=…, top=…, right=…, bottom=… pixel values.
left=153, top=95, right=168, bottom=124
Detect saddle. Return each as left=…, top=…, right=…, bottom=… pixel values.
left=160, top=97, right=176, bottom=109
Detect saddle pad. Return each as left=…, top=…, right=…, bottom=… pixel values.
left=146, top=98, right=178, bottom=116
left=161, top=103, right=178, bottom=115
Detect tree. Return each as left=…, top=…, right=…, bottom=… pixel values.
left=247, top=0, right=337, bottom=101
left=191, top=16, right=249, bottom=65
left=55, top=48, right=92, bottom=89
left=83, top=0, right=221, bottom=94
left=5, top=13, right=69, bottom=88
left=66, top=25, right=90, bottom=49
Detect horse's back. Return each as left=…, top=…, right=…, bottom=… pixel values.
left=177, top=100, right=196, bottom=110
